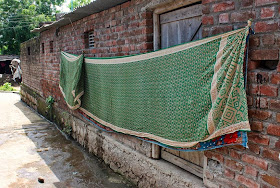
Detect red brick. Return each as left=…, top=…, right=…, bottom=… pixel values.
left=229, top=149, right=241, bottom=159
left=202, top=5, right=210, bottom=14
left=250, top=121, right=263, bottom=132
left=231, top=11, right=256, bottom=23
left=225, top=159, right=243, bottom=171
left=230, top=144, right=246, bottom=150
left=255, top=0, right=278, bottom=6
left=212, top=1, right=235, bottom=12
left=262, top=34, right=275, bottom=45
left=250, top=49, right=279, bottom=60
left=249, top=35, right=260, bottom=47
left=141, top=43, right=153, bottom=50
left=248, top=132, right=270, bottom=145
left=275, top=138, right=280, bottom=149
left=260, top=85, right=278, bottom=97
left=214, top=147, right=229, bottom=154
left=224, top=168, right=235, bottom=179
left=211, top=25, right=233, bottom=35
left=277, top=113, right=280, bottom=123
left=245, top=166, right=258, bottom=177
left=262, top=148, right=280, bottom=161
left=235, top=174, right=260, bottom=188
left=219, top=13, right=229, bottom=23
left=271, top=73, right=280, bottom=84
left=141, top=12, right=152, bottom=19
left=205, top=151, right=224, bottom=163
left=202, top=0, right=217, bottom=4
left=241, top=0, right=253, bottom=7
left=261, top=174, right=280, bottom=187
left=202, top=16, right=214, bottom=25
left=241, top=154, right=268, bottom=170
left=255, top=21, right=279, bottom=33
left=142, top=27, right=153, bottom=34
left=248, top=109, right=271, bottom=120
left=270, top=100, right=280, bottom=110
left=248, top=60, right=260, bottom=70
left=267, top=124, right=280, bottom=136
left=248, top=143, right=261, bottom=154
left=261, top=7, right=275, bottom=19
left=121, top=1, right=130, bottom=9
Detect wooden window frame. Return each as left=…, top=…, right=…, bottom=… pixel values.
left=152, top=0, right=207, bottom=179
left=153, top=0, right=202, bottom=50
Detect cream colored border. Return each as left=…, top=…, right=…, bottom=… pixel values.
left=60, top=51, right=84, bottom=110
left=207, top=36, right=228, bottom=134
left=79, top=107, right=250, bottom=148
left=84, top=28, right=245, bottom=64
left=61, top=51, right=82, bottom=62
left=59, top=85, right=84, bottom=110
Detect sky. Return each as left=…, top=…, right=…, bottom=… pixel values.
left=57, top=0, right=71, bottom=13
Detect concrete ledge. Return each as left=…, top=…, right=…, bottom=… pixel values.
left=21, top=84, right=204, bottom=188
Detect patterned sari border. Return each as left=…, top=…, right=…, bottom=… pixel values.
left=79, top=107, right=250, bottom=148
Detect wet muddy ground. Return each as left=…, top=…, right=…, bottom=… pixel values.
left=0, top=92, right=135, bottom=188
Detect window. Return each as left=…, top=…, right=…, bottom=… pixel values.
left=50, top=41, right=54, bottom=53
left=27, top=47, right=31, bottom=55
left=85, top=31, right=95, bottom=49
left=42, top=43, right=45, bottom=54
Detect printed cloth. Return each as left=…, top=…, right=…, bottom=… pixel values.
left=59, top=51, right=84, bottom=110
left=60, top=26, right=251, bottom=149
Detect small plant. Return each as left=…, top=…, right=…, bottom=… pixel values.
left=63, top=122, right=72, bottom=135
left=45, top=96, right=54, bottom=110
left=0, top=82, right=14, bottom=91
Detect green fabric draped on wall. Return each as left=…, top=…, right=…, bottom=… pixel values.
left=59, top=26, right=251, bottom=148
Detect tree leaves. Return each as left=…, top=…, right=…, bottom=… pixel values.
left=0, top=0, right=64, bottom=55
left=68, top=0, right=92, bottom=10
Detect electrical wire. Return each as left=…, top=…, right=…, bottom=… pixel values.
left=0, top=25, right=34, bottom=31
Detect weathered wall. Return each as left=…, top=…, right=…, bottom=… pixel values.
left=202, top=0, right=280, bottom=188
left=39, top=0, right=153, bottom=106
left=21, top=84, right=204, bottom=188
left=20, top=37, right=43, bottom=96
left=20, top=0, right=280, bottom=187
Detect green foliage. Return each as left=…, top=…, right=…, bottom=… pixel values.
left=0, top=82, right=14, bottom=91
left=62, top=122, right=72, bottom=135
left=68, top=0, right=92, bottom=10
left=46, top=95, right=54, bottom=110
left=0, top=0, right=65, bottom=55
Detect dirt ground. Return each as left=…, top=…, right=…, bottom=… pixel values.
left=0, top=92, right=135, bottom=188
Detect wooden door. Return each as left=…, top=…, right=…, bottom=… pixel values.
left=160, top=3, right=202, bottom=49
left=159, top=3, right=204, bottom=178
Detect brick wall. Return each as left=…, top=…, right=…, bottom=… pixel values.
left=21, top=0, right=280, bottom=187
left=202, top=0, right=280, bottom=187
left=38, top=0, right=153, bottom=110
left=20, top=37, right=43, bottom=96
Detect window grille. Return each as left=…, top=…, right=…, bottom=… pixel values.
left=88, top=31, right=95, bottom=49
